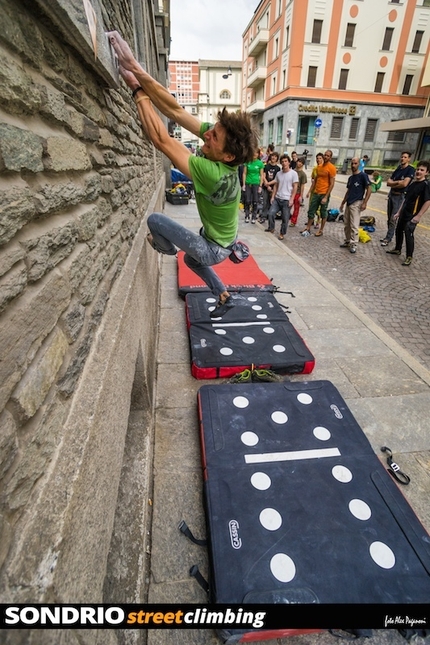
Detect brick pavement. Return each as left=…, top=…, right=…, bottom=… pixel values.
left=270, top=180, right=430, bottom=371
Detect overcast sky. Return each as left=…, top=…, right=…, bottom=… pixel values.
left=169, top=0, right=259, bottom=61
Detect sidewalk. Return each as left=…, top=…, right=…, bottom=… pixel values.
left=147, top=199, right=430, bottom=645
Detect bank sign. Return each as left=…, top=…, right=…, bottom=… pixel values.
left=298, top=104, right=357, bottom=115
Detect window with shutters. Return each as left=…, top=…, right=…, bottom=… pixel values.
left=412, top=31, right=424, bottom=53
left=364, top=119, right=378, bottom=142
left=387, top=130, right=405, bottom=143
left=338, top=68, right=349, bottom=90
left=312, top=20, right=323, bottom=44
left=307, top=66, right=317, bottom=87
left=382, top=27, right=394, bottom=51
left=402, top=74, right=413, bottom=95
left=268, top=119, right=274, bottom=143
left=374, top=72, right=385, bottom=93
left=349, top=117, right=359, bottom=140
left=330, top=116, right=344, bottom=139
left=344, top=23, right=356, bottom=47
left=276, top=116, right=284, bottom=146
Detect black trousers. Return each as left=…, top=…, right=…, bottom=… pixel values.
left=244, top=184, right=259, bottom=218
left=395, top=213, right=416, bottom=258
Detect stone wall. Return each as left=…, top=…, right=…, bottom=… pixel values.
left=0, top=0, right=166, bottom=635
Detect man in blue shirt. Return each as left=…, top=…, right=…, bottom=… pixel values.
left=339, top=158, right=371, bottom=254
left=380, top=151, right=415, bottom=246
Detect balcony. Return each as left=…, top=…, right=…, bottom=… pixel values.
left=248, top=28, right=269, bottom=57
left=246, top=100, right=265, bottom=114
left=247, top=66, right=267, bottom=89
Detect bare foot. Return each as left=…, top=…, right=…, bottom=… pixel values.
left=106, top=31, right=137, bottom=71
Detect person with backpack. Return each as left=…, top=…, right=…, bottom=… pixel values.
left=339, top=157, right=371, bottom=254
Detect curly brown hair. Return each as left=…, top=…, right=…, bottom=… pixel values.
left=217, top=108, right=259, bottom=166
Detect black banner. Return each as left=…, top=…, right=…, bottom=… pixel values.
left=1, top=604, right=429, bottom=631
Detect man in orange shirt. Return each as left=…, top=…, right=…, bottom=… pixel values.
left=301, top=149, right=336, bottom=237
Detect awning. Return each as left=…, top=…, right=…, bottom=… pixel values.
left=380, top=117, right=430, bottom=132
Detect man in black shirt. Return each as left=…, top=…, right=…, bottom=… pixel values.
left=339, top=157, right=371, bottom=254
left=386, top=161, right=430, bottom=266
left=381, top=151, right=415, bottom=246
left=259, top=152, right=280, bottom=223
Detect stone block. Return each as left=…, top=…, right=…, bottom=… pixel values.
left=61, top=302, right=86, bottom=343
left=38, top=86, right=69, bottom=127
left=1, top=1, right=44, bottom=70
left=0, top=410, right=18, bottom=480
left=0, top=513, right=12, bottom=573
left=43, top=137, right=91, bottom=172
left=24, top=222, right=79, bottom=283
left=42, top=33, right=68, bottom=73
left=78, top=251, right=112, bottom=305
left=0, top=53, right=41, bottom=115
left=84, top=174, right=102, bottom=201
left=33, top=181, right=84, bottom=215
left=62, top=245, right=93, bottom=292
left=99, top=128, right=114, bottom=148
left=65, top=107, right=85, bottom=138
left=0, top=271, right=71, bottom=411
left=0, top=261, right=27, bottom=313
left=5, top=401, right=68, bottom=510
left=0, top=245, right=25, bottom=278
left=57, top=331, right=92, bottom=397
left=96, top=198, right=112, bottom=227
left=82, top=117, right=100, bottom=141
left=0, top=186, right=36, bottom=246
left=11, top=328, right=69, bottom=421
left=76, top=207, right=98, bottom=242
left=0, top=124, right=44, bottom=173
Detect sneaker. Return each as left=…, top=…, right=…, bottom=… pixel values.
left=265, top=228, right=275, bottom=234
left=380, top=239, right=389, bottom=246
left=339, top=242, right=350, bottom=248
left=278, top=234, right=284, bottom=240
left=251, top=218, right=256, bottom=224
left=301, top=230, right=311, bottom=237
left=209, top=295, right=234, bottom=318
left=245, top=216, right=250, bottom=223
left=289, top=222, right=296, bottom=227
left=402, top=256, right=413, bottom=266
left=350, top=245, right=357, bottom=254
left=258, top=218, right=266, bottom=224
left=380, top=238, right=388, bottom=242
left=386, top=249, right=401, bottom=255
left=313, top=223, right=319, bottom=229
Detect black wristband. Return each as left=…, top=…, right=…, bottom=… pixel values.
left=132, top=86, right=144, bottom=97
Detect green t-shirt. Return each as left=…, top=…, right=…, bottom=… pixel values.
left=187, top=123, right=239, bottom=248
left=244, top=158, right=264, bottom=185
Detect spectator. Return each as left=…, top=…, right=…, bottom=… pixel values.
left=290, top=151, right=298, bottom=170
left=260, top=151, right=281, bottom=224
left=301, top=150, right=336, bottom=237
left=358, top=155, right=369, bottom=172
left=289, top=157, right=307, bottom=227
left=370, top=170, right=382, bottom=193
left=380, top=151, right=415, bottom=246
left=386, top=161, right=430, bottom=266
left=242, top=151, right=264, bottom=224
left=339, top=157, right=372, bottom=254
left=265, top=155, right=298, bottom=240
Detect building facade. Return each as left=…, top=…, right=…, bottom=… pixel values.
left=242, top=0, right=430, bottom=164
left=169, top=59, right=242, bottom=145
